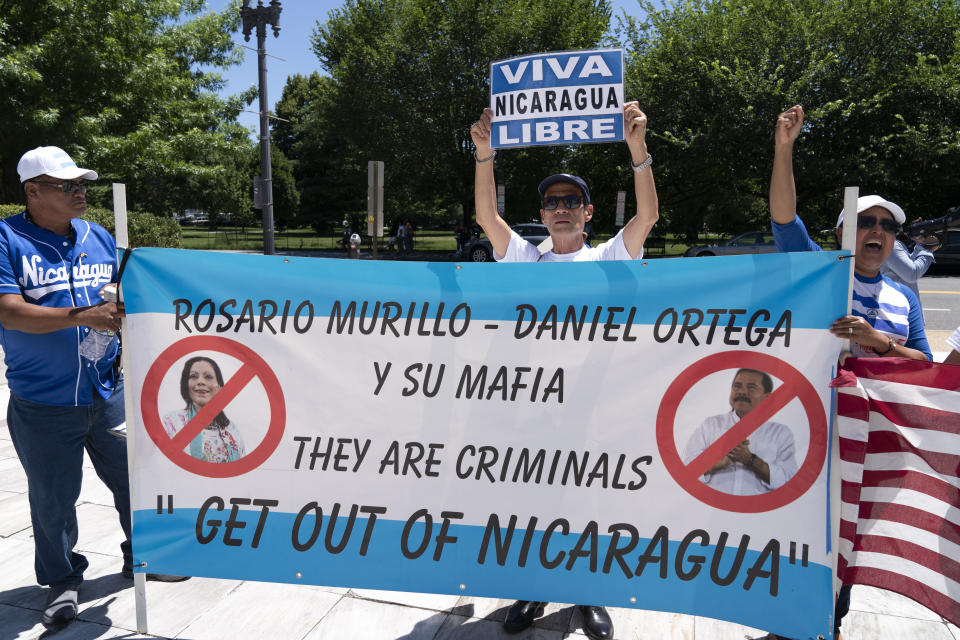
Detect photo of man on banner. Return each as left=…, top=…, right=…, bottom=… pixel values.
left=683, top=368, right=799, bottom=495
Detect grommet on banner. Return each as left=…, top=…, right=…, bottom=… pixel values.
left=629, top=596, right=637, bottom=604
left=296, top=572, right=302, bottom=579
left=458, top=583, right=466, bottom=591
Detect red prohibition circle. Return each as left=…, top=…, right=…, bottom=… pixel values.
left=656, top=351, right=828, bottom=513
left=141, top=335, right=286, bottom=478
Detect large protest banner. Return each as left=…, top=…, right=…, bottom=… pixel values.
left=489, top=48, right=624, bottom=148
left=123, top=248, right=848, bottom=639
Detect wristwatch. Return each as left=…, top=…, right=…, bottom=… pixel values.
left=630, top=154, right=653, bottom=172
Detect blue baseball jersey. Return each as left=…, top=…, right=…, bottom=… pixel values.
left=771, top=215, right=932, bottom=360
left=0, top=212, right=119, bottom=405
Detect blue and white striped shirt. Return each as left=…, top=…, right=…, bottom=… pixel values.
left=771, top=215, right=931, bottom=360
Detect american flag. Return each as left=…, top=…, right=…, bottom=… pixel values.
left=833, top=357, right=960, bottom=626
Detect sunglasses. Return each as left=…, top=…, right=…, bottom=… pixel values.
left=541, top=195, right=584, bottom=210
left=857, top=215, right=900, bottom=234
left=29, top=180, right=88, bottom=195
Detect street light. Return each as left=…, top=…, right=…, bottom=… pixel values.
left=241, top=0, right=282, bottom=255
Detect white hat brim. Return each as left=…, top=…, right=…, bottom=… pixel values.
left=44, top=167, right=98, bottom=181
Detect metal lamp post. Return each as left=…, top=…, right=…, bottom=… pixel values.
left=241, top=0, right=281, bottom=255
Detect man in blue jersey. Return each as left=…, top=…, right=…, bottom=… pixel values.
left=0, top=147, right=184, bottom=627
left=768, top=106, right=931, bottom=640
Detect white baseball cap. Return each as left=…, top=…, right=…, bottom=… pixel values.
left=17, top=146, right=98, bottom=183
left=835, top=194, right=905, bottom=228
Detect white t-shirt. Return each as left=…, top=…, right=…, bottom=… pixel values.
left=947, top=327, right=960, bottom=353
left=495, top=228, right=639, bottom=262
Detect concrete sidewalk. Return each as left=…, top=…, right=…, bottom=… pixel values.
left=0, top=384, right=957, bottom=640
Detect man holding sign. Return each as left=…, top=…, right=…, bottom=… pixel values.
left=468, top=101, right=657, bottom=639
left=470, top=100, right=657, bottom=261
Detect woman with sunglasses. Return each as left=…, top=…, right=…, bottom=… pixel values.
left=768, top=107, right=930, bottom=640
left=769, top=105, right=932, bottom=366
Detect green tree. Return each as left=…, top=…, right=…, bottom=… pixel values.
left=0, top=0, right=254, bottom=216
left=273, top=73, right=325, bottom=157
left=310, top=0, right=613, bottom=228
left=249, top=143, right=300, bottom=231
left=620, top=0, right=960, bottom=241
left=273, top=73, right=364, bottom=233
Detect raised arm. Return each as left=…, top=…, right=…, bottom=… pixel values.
left=884, top=240, right=935, bottom=285
left=470, top=108, right=512, bottom=259
left=769, top=105, right=804, bottom=225
left=621, top=101, right=659, bottom=259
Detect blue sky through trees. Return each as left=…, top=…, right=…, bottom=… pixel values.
left=203, top=0, right=652, bottom=136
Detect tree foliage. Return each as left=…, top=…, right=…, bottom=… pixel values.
left=0, top=0, right=255, bottom=216
left=0, top=204, right=182, bottom=248
left=290, top=0, right=960, bottom=239
left=250, top=143, right=300, bottom=230
left=308, top=0, right=613, bottom=228
left=619, top=0, right=960, bottom=240
left=273, top=72, right=365, bottom=232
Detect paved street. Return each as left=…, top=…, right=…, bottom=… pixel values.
left=918, top=273, right=960, bottom=355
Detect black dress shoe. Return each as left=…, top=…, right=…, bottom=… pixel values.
left=503, top=600, right=546, bottom=633
left=121, top=568, right=190, bottom=582
left=578, top=605, right=614, bottom=640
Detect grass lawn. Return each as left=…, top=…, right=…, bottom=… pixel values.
left=179, top=226, right=461, bottom=252
left=180, top=225, right=697, bottom=256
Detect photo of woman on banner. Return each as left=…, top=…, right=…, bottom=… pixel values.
left=162, top=356, right=245, bottom=463
left=682, top=368, right=798, bottom=495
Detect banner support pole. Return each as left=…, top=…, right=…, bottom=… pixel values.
left=113, top=183, right=149, bottom=634
left=830, top=186, right=859, bottom=631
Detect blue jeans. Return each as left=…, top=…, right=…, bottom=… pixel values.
left=7, top=379, right=131, bottom=587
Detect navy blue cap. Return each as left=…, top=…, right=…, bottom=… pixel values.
left=538, top=174, right=591, bottom=205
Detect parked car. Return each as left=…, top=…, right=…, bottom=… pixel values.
left=907, top=205, right=960, bottom=272
left=462, top=223, right=550, bottom=262
left=684, top=230, right=778, bottom=257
